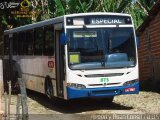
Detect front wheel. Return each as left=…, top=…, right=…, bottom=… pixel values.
left=45, top=76, right=54, bottom=99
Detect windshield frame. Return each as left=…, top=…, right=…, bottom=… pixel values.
left=66, top=27, right=137, bottom=70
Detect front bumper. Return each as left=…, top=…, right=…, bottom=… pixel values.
left=67, top=82, right=139, bottom=99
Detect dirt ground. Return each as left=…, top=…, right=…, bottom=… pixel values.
left=1, top=90, right=160, bottom=120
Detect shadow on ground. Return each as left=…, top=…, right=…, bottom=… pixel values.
left=27, top=90, right=133, bottom=114
left=140, top=80, right=160, bottom=93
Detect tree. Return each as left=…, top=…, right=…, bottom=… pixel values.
left=130, top=0, right=157, bottom=27
left=137, top=0, right=157, bottom=15
left=0, top=0, right=157, bottom=29
left=53, top=0, right=156, bottom=28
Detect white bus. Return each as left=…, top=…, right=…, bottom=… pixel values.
left=3, top=12, right=139, bottom=101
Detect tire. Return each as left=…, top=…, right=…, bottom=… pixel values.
left=45, top=76, right=54, bottom=99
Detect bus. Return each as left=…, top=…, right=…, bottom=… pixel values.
left=3, top=12, right=139, bottom=101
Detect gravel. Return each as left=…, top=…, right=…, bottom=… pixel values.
left=114, top=91, right=160, bottom=114
left=1, top=91, right=160, bottom=119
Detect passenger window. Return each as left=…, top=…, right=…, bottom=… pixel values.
left=13, top=33, right=18, bottom=55
left=25, top=30, right=34, bottom=55
left=44, top=26, right=54, bottom=56
left=18, top=32, right=25, bottom=55
left=4, top=35, right=9, bottom=55
left=34, top=28, right=43, bottom=55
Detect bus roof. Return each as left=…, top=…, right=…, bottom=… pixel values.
left=4, top=12, right=131, bottom=35
left=4, top=16, right=64, bottom=34
left=64, top=12, right=131, bottom=17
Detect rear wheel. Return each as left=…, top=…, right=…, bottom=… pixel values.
left=45, top=76, right=54, bottom=99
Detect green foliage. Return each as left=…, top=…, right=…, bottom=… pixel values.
left=53, top=0, right=156, bottom=28
left=0, top=0, right=157, bottom=30
left=64, top=0, right=94, bottom=14
left=129, top=0, right=156, bottom=28
left=139, top=0, right=157, bottom=13
left=127, top=5, right=146, bottom=28
left=117, top=0, right=132, bottom=12
left=55, top=0, right=65, bottom=16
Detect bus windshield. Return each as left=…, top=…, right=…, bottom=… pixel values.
left=67, top=27, right=136, bottom=70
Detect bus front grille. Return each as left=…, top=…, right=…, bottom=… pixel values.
left=88, top=82, right=121, bottom=87
left=85, top=73, right=123, bottom=78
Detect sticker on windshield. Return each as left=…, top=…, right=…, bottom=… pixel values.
left=69, top=52, right=80, bottom=64
left=73, top=31, right=97, bottom=38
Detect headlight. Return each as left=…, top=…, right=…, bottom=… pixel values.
left=123, top=79, right=139, bottom=86
left=67, top=83, right=86, bottom=89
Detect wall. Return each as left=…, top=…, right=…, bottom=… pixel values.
left=138, top=11, right=160, bottom=88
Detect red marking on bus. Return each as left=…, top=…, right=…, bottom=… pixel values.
left=48, top=61, right=54, bottom=68
left=125, top=87, right=136, bottom=92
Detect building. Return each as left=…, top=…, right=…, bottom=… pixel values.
left=137, top=0, right=160, bottom=89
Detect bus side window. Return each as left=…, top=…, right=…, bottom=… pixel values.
left=18, top=32, right=24, bottom=55
left=13, top=33, right=18, bottom=55
left=34, top=27, right=43, bottom=55
left=4, top=35, right=9, bottom=55
left=44, top=26, right=54, bottom=56
left=25, top=30, right=34, bottom=55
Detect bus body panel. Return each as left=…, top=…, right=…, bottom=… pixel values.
left=66, top=65, right=138, bottom=88
left=67, top=82, right=139, bottom=99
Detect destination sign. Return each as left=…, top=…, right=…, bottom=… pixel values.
left=90, top=18, right=125, bottom=25
left=66, top=15, right=132, bottom=26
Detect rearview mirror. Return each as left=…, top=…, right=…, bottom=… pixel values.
left=60, top=32, right=67, bottom=45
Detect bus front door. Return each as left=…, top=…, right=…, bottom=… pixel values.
left=55, top=29, right=65, bottom=97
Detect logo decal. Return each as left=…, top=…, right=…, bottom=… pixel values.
left=20, top=0, right=31, bottom=9
left=48, top=61, right=54, bottom=68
